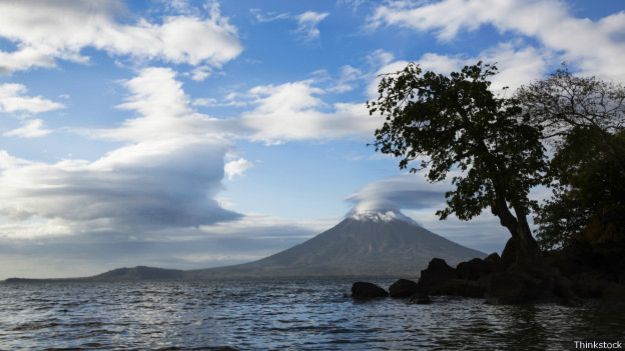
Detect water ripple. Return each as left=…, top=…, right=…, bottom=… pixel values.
left=1, top=279, right=624, bottom=350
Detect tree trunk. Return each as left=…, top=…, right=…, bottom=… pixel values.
left=491, top=199, right=540, bottom=267
left=500, top=220, right=540, bottom=268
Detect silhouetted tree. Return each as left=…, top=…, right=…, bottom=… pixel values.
left=367, top=62, right=547, bottom=265
left=534, top=128, right=625, bottom=251
left=517, top=67, right=625, bottom=136
left=518, top=69, right=625, bottom=267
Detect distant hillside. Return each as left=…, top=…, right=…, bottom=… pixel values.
left=3, top=266, right=187, bottom=283
left=89, top=266, right=186, bottom=281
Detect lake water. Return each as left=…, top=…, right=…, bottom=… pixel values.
left=1, top=278, right=624, bottom=350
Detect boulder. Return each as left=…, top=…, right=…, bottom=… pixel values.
left=508, top=264, right=566, bottom=303
left=619, top=272, right=625, bottom=285
left=389, top=279, right=419, bottom=298
left=484, top=252, right=501, bottom=264
left=485, top=271, right=530, bottom=304
left=432, top=279, right=486, bottom=298
left=456, top=258, right=491, bottom=281
left=573, top=273, right=608, bottom=298
left=601, top=283, right=625, bottom=303
left=553, top=276, right=580, bottom=304
left=417, top=258, right=457, bottom=294
left=484, top=253, right=504, bottom=272
left=351, top=282, right=388, bottom=299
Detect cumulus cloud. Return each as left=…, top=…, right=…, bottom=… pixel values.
left=369, top=0, right=625, bottom=81
left=0, top=83, right=64, bottom=114
left=0, top=0, right=242, bottom=73
left=241, top=80, right=380, bottom=142
left=3, top=119, right=51, bottom=138
left=91, top=67, right=242, bottom=142
left=295, top=11, right=330, bottom=41
left=367, top=43, right=549, bottom=98
left=224, top=158, right=253, bottom=180
left=92, top=66, right=381, bottom=145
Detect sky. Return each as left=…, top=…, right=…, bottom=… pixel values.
left=0, top=0, right=624, bottom=279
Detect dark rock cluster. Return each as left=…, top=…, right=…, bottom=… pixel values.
left=351, top=281, right=389, bottom=298
left=351, top=252, right=625, bottom=305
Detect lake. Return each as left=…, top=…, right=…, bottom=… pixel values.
left=1, top=278, right=624, bottom=350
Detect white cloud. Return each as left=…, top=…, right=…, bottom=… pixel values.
left=250, top=8, right=290, bottom=23
left=224, top=158, right=253, bottom=180
left=3, top=119, right=51, bottom=138
left=328, top=65, right=364, bottom=93
left=0, top=138, right=238, bottom=235
left=368, top=43, right=549, bottom=98
left=369, top=0, right=625, bottom=81
left=367, top=58, right=411, bottom=98
left=250, top=9, right=329, bottom=42
left=0, top=0, right=242, bottom=73
left=0, top=67, right=247, bottom=240
left=346, top=174, right=450, bottom=214
left=91, top=67, right=241, bottom=142
left=479, top=43, right=549, bottom=91
left=189, top=65, right=212, bottom=81
left=295, top=11, right=330, bottom=41
left=346, top=174, right=517, bottom=253
left=0, top=83, right=64, bottom=114
left=241, top=80, right=381, bottom=142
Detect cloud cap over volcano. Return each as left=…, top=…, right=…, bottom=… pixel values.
left=346, top=175, right=449, bottom=214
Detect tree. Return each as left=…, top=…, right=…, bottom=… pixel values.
left=516, top=67, right=625, bottom=172
left=518, top=69, right=625, bottom=265
left=367, top=62, right=547, bottom=265
left=534, top=128, right=625, bottom=252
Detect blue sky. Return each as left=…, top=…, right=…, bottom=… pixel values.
left=0, top=0, right=624, bottom=278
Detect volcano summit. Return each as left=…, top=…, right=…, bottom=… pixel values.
left=188, top=209, right=485, bottom=278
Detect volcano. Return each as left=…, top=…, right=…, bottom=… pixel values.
left=189, top=210, right=485, bottom=278
left=4, top=210, right=487, bottom=282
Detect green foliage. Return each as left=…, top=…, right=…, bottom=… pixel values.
left=535, top=128, right=625, bottom=251
left=367, top=62, right=547, bottom=223
left=518, top=68, right=625, bottom=252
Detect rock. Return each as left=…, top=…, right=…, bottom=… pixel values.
left=484, top=252, right=501, bottom=264
left=506, top=264, right=559, bottom=303
left=619, top=272, right=625, bottom=285
left=554, top=276, right=580, bottom=304
left=601, top=283, right=625, bottom=303
left=417, top=258, right=457, bottom=294
left=485, top=272, right=530, bottom=305
left=409, top=292, right=432, bottom=304
left=389, top=279, right=419, bottom=298
left=573, top=273, right=608, bottom=298
left=484, top=253, right=504, bottom=273
left=432, top=279, right=486, bottom=298
left=457, top=258, right=491, bottom=281
left=351, top=282, right=388, bottom=299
